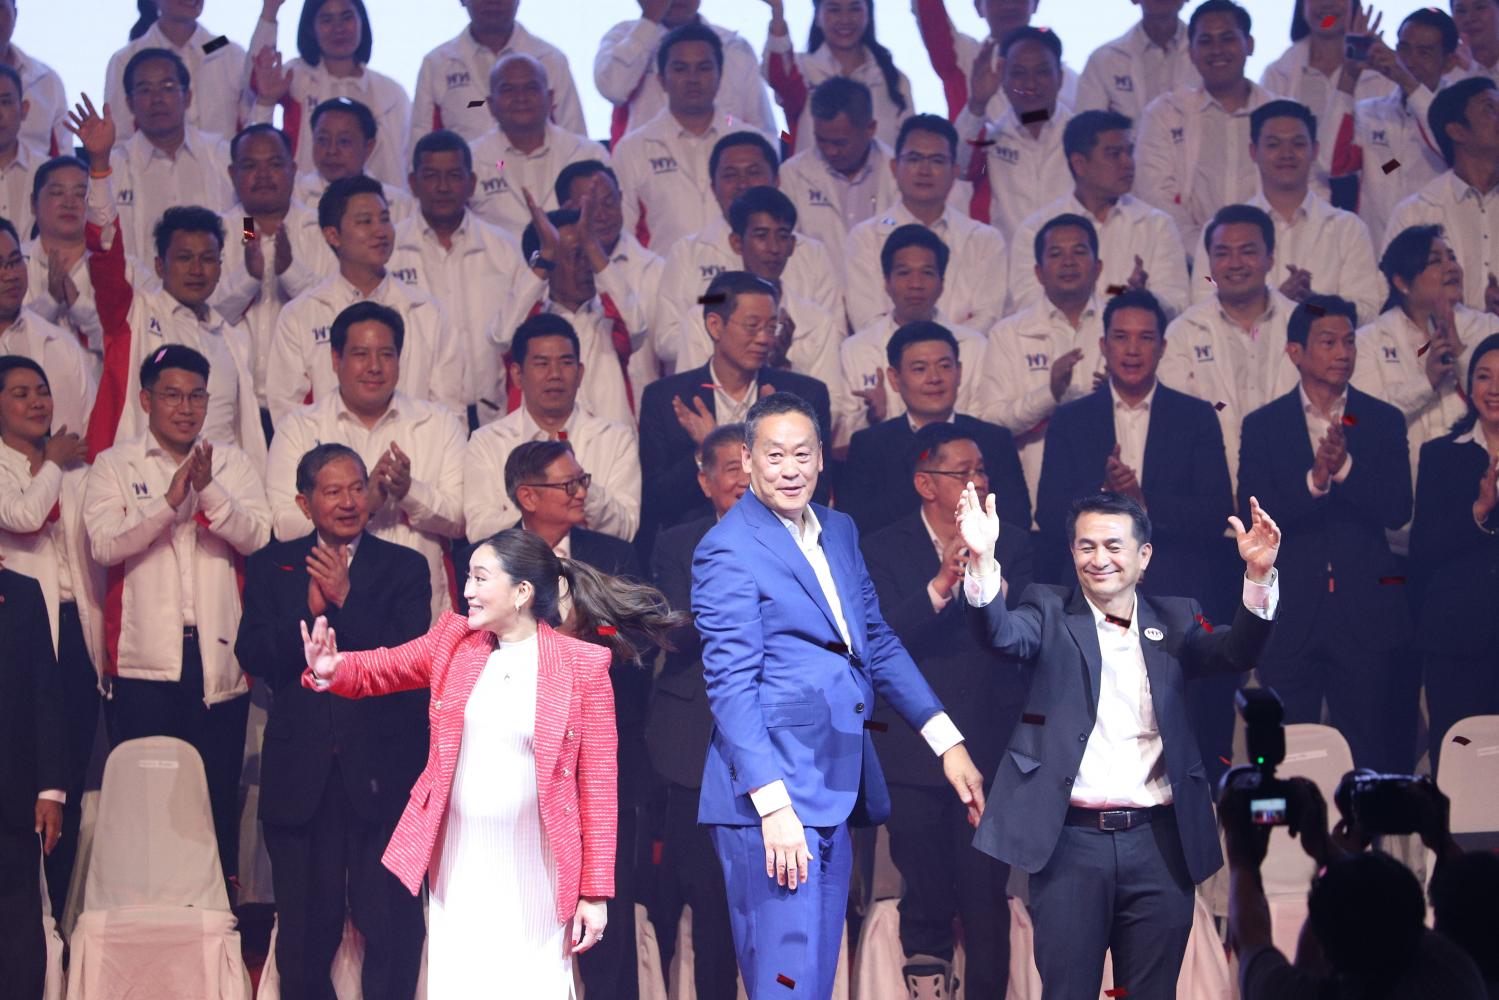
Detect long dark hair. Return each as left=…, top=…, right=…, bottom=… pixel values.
left=1378, top=224, right=1445, bottom=315
left=478, top=529, right=690, bottom=664
left=129, top=0, right=159, bottom=40
left=807, top=0, right=907, bottom=115
left=298, top=0, right=375, bottom=68
left=1451, top=333, right=1499, bottom=436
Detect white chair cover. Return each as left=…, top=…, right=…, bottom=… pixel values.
left=257, top=915, right=368, bottom=1000
left=65, top=908, right=249, bottom=1000
left=1258, top=725, right=1355, bottom=899
left=236, top=690, right=275, bottom=904
left=60, top=789, right=98, bottom=939
left=1438, top=715, right=1499, bottom=835
left=41, top=853, right=64, bottom=1000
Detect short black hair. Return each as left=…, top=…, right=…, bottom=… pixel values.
left=330, top=300, right=404, bottom=355
left=30, top=157, right=88, bottom=207
left=554, top=160, right=618, bottom=207
left=412, top=128, right=473, bottom=174
left=1103, top=288, right=1168, bottom=337
left=699, top=423, right=746, bottom=470
left=744, top=391, right=821, bottom=450
left=0, top=217, right=19, bottom=250
left=521, top=208, right=581, bottom=262
left=1286, top=294, right=1356, bottom=347
left=0, top=354, right=48, bottom=392
left=1379, top=223, right=1446, bottom=314
left=152, top=206, right=224, bottom=262
left=728, top=186, right=796, bottom=236
left=656, top=21, right=723, bottom=76
left=1429, top=77, right=1498, bottom=167
left=298, top=0, right=374, bottom=67
left=1063, top=110, right=1133, bottom=176
left=139, top=343, right=210, bottom=391
left=896, top=113, right=958, bottom=160
left=318, top=174, right=386, bottom=231
left=310, top=96, right=377, bottom=142
left=505, top=439, right=576, bottom=507
left=1188, top=0, right=1252, bottom=40
left=809, top=76, right=874, bottom=126
left=0, top=64, right=22, bottom=99
left=1000, top=25, right=1062, bottom=64
left=880, top=224, right=949, bottom=279
left=1033, top=212, right=1099, bottom=266
left=1308, top=852, right=1426, bottom=989
left=1065, top=491, right=1151, bottom=546
left=1251, top=99, right=1318, bottom=145
left=230, top=122, right=294, bottom=163
left=702, top=270, right=779, bottom=328
left=910, top=422, right=979, bottom=477
left=709, top=131, right=779, bottom=186
left=124, top=47, right=190, bottom=94
left=511, top=313, right=580, bottom=365
left=1204, top=203, right=1275, bottom=256
left=1398, top=8, right=1459, bottom=56
left=886, top=321, right=959, bottom=369
left=295, top=442, right=368, bottom=496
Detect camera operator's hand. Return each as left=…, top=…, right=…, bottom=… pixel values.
left=1217, top=770, right=1272, bottom=871
left=1286, top=776, right=1335, bottom=868
left=1412, top=777, right=1461, bottom=863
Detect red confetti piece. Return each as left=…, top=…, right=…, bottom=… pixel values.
left=597, top=625, right=617, bottom=636
left=1379, top=575, right=1406, bottom=585
left=1194, top=613, right=1214, bottom=633
left=1214, top=401, right=1227, bottom=411
left=700, top=383, right=723, bottom=389
left=1417, top=340, right=1432, bottom=357
left=467, top=99, right=485, bottom=108
left=1219, top=755, right=1232, bottom=766
left=1105, top=990, right=1128, bottom=998
left=277, top=564, right=296, bottom=571
left=1381, top=158, right=1401, bottom=174
left=242, top=216, right=255, bottom=242
left=919, top=448, right=931, bottom=460
left=1452, top=735, right=1472, bottom=745
left=1020, top=108, right=1051, bottom=125
left=864, top=720, right=889, bottom=732
left=777, top=974, right=796, bottom=989
left=217, top=637, right=230, bottom=645
left=202, top=35, right=230, bottom=54
left=651, top=839, right=664, bottom=865
left=1304, top=302, right=1326, bottom=317
left=1105, top=613, right=1131, bottom=631
left=1341, top=414, right=1358, bottom=426
left=1320, top=14, right=1337, bottom=28
left=1105, top=284, right=1127, bottom=296
left=1021, top=712, right=1047, bottom=725
left=154, top=348, right=168, bottom=363
left=967, top=136, right=998, bottom=147
left=1205, top=274, right=1216, bottom=284
left=697, top=293, right=727, bottom=305
left=780, top=130, right=792, bottom=146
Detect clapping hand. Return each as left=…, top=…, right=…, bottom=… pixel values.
left=300, top=615, right=341, bottom=690
left=1278, top=264, right=1314, bottom=303
left=852, top=369, right=888, bottom=424
left=955, top=480, right=1000, bottom=576
left=1228, top=496, right=1281, bottom=584
left=968, top=37, right=1004, bottom=115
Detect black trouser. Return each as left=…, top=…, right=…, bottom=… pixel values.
left=648, top=783, right=737, bottom=1000
left=886, top=782, right=1012, bottom=1000
left=1257, top=635, right=1408, bottom=772
left=578, top=801, right=640, bottom=1000
left=0, top=827, right=44, bottom=999
left=104, top=630, right=250, bottom=881
left=1426, top=650, right=1499, bottom=775
left=262, top=758, right=425, bottom=1000
left=43, top=603, right=100, bottom=921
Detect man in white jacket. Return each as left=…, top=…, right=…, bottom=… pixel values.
left=84, top=344, right=271, bottom=887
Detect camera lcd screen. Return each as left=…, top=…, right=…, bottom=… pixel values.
left=1251, top=797, right=1288, bottom=825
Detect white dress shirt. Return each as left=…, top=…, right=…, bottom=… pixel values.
left=0, top=309, right=98, bottom=437
left=110, top=128, right=235, bottom=268
left=1113, top=382, right=1156, bottom=482
left=1328, top=82, right=1446, bottom=246
left=265, top=391, right=466, bottom=623
left=1384, top=170, right=1499, bottom=312
left=762, top=34, right=915, bottom=153
left=955, top=103, right=1075, bottom=240
left=964, top=560, right=1278, bottom=807
left=266, top=272, right=462, bottom=426
left=1007, top=191, right=1190, bottom=317
left=103, top=22, right=247, bottom=139
left=0, top=142, right=42, bottom=241
left=778, top=141, right=902, bottom=263
left=464, top=403, right=640, bottom=543
left=1160, top=290, right=1303, bottom=492
left=468, top=124, right=611, bottom=237
left=411, top=22, right=587, bottom=143
left=748, top=502, right=964, bottom=816
left=594, top=17, right=775, bottom=140
left=1075, top=19, right=1199, bottom=122
left=1136, top=82, right=1281, bottom=253
left=844, top=201, right=1010, bottom=334
left=1189, top=190, right=1383, bottom=325
left=9, top=44, right=68, bottom=157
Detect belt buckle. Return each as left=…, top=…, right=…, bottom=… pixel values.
left=1098, top=808, right=1135, bottom=831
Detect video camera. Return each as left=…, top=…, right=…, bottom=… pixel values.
left=1335, top=770, right=1438, bottom=837
left=1220, top=687, right=1297, bottom=827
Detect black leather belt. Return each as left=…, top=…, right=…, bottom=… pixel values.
left=1065, top=803, right=1173, bottom=831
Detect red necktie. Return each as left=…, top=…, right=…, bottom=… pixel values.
left=599, top=293, right=636, bottom=416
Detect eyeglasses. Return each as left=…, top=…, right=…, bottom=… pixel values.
left=152, top=388, right=211, bottom=409
left=523, top=473, right=591, bottom=497
left=0, top=253, right=28, bottom=275
left=922, top=468, right=987, bottom=481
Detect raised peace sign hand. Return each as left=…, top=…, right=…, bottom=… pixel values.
left=1227, top=496, right=1282, bottom=584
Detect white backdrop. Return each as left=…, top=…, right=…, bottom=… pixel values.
left=22, top=0, right=1445, bottom=141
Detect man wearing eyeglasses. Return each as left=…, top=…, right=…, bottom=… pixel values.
left=82, top=344, right=271, bottom=892
left=266, top=301, right=466, bottom=626
left=843, top=114, right=1009, bottom=335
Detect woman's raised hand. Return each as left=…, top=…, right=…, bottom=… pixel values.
left=300, top=615, right=341, bottom=689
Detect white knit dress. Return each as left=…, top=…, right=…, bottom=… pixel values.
left=427, top=634, right=573, bottom=997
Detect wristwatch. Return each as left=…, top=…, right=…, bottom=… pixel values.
left=528, top=249, right=556, bottom=272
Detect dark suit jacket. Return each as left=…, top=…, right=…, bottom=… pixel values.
left=1410, top=433, right=1499, bottom=656
left=969, top=583, right=1273, bottom=883
left=1237, top=386, right=1412, bottom=655
left=1037, top=384, right=1232, bottom=597
left=236, top=533, right=432, bottom=827
left=565, top=525, right=655, bottom=808
left=637, top=363, right=832, bottom=566
left=863, top=513, right=1033, bottom=786
left=0, top=570, right=64, bottom=832
left=840, top=413, right=1031, bottom=538
left=644, top=515, right=715, bottom=789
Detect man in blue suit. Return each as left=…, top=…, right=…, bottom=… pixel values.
left=955, top=482, right=1282, bottom=1000
left=692, top=393, right=985, bottom=999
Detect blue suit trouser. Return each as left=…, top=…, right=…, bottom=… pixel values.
left=710, top=822, right=852, bottom=1000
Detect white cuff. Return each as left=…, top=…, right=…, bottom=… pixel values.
left=1243, top=569, right=1279, bottom=620
left=963, top=560, right=1004, bottom=608
left=920, top=711, right=964, bottom=756
left=38, top=789, right=65, bottom=804
left=749, top=779, right=792, bottom=817
left=1306, top=468, right=1331, bottom=498
left=927, top=580, right=952, bottom=613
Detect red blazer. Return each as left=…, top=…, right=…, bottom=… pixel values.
left=304, top=613, right=617, bottom=921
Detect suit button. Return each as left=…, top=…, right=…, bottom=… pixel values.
left=434, top=700, right=442, bottom=709
left=566, top=728, right=576, bottom=740
left=855, top=702, right=865, bottom=713
left=1079, top=733, right=1088, bottom=742
left=562, top=767, right=571, bottom=777
left=564, top=804, right=573, bottom=814
left=1063, top=777, right=1074, bottom=786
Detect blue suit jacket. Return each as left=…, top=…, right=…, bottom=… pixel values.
left=692, top=490, right=945, bottom=828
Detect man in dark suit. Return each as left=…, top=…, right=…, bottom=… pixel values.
left=863, top=423, right=1034, bottom=1000
left=644, top=423, right=749, bottom=1000
left=1037, top=288, right=1240, bottom=781
left=1237, top=295, right=1415, bottom=771
left=0, top=566, right=63, bottom=1000
left=236, top=444, right=430, bottom=1000
left=841, top=321, right=1030, bottom=538
left=505, top=438, right=646, bottom=1000
left=637, top=271, right=831, bottom=570
left=956, top=483, right=1282, bottom=1000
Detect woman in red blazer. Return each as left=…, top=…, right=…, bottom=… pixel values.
left=301, top=528, right=683, bottom=995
